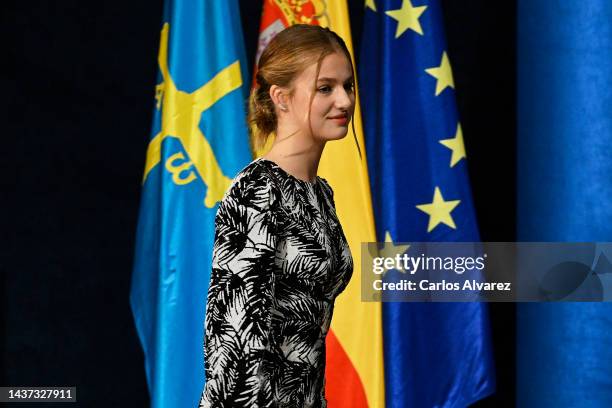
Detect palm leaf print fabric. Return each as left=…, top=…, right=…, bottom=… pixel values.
left=199, top=157, right=354, bottom=408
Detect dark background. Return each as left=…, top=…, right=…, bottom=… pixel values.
left=2, top=0, right=515, bottom=406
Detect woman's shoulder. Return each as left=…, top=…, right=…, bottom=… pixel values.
left=218, top=158, right=281, bottom=213
left=317, top=176, right=336, bottom=208
left=318, top=176, right=333, bottom=196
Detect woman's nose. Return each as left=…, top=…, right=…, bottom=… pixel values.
left=335, top=87, right=354, bottom=109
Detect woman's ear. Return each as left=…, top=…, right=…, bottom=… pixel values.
left=270, top=85, right=289, bottom=112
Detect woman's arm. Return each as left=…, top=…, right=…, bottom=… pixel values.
left=200, top=175, right=278, bottom=408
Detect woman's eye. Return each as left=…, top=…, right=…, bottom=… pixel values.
left=344, top=82, right=355, bottom=92
left=318, top=85, right=332, bottom=93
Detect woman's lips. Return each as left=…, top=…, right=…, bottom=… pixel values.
left=329, top=115, right=348, bottom=125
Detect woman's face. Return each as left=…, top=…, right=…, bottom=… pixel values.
left=286, top=51, right=355, bottom=141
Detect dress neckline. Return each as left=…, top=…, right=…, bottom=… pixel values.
left=257, top=157, right=320, bottom=186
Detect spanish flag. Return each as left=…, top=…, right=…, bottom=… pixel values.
left=252, top=1, right=384, bottom=407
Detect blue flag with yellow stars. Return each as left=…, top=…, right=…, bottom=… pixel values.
left=129, top=0, right=251, bottom=406
left=360, top=0, right=496, bottom=406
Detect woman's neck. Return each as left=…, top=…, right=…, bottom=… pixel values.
left=262, top=132, right=325, bottom=183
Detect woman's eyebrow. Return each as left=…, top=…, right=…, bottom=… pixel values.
left=317, top=76, right=354, bottom=83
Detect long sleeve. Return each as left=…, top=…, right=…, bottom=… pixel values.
left=199, top=174, right=279, bottom=408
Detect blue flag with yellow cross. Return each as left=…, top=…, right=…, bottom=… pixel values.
left=129, top=0, right=251, bottom=406
left=360, top=0, right=496, bottom=406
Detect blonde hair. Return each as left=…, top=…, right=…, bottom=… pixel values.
left=248, top=24, right=360, bottom=156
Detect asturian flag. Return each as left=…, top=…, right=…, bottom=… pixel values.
left=130, top=0, right=252, bottom=406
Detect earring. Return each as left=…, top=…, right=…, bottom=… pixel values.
left=279, top=103, right=288, bottom=111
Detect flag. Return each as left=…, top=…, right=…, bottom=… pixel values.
left=517, top=1, right=612, bottom=406
left=360, top=0, right=496, bottom=406
left=129, top=1, right=252, bottom=406
left=253, top=1, right=384, bottom=407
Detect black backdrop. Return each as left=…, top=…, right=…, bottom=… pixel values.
left=2, top=0, right=515, bottom=406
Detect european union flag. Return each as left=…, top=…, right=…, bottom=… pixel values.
left=359, top=0, right=495, bottom=406
left=129, top=1, right=251, bottom=406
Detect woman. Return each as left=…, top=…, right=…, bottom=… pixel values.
left=199, top=24, right=356, bottom=408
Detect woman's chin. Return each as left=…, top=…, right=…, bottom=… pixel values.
left=321, top=129, right=350, bottom=141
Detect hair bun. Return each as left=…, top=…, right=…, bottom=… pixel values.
left=255, top=72, right=268, bottom=88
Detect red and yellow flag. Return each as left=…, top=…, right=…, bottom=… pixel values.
left=252, top=1, right=384, bottom=407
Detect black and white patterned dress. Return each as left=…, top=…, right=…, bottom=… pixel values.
left=199, top=157, right=354, bottom=408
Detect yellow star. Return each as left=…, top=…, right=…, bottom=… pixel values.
left=378, top=231, right=411, bottom=275
left=385, top=0, right=427, bottom=37
left=365, top=0, right=377, bottom=12
left=439, top=123, right=466, bottom=167
left=416, top=187, right=461, bottom=233
left=425, top=51, right=455, bottom=96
